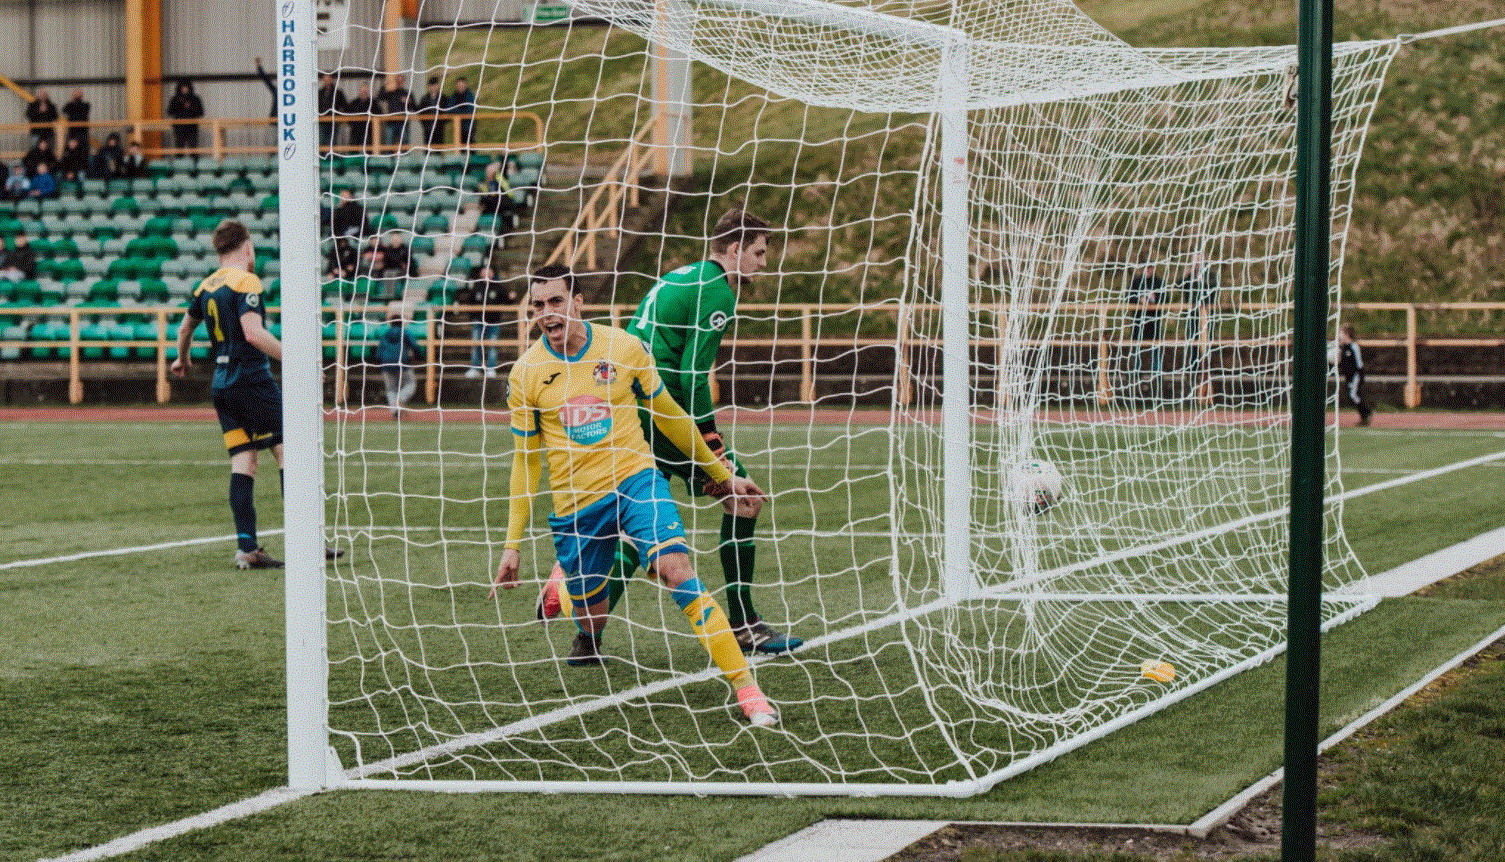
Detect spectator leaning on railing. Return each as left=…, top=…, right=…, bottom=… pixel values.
left=167, top=80, right=205, bottom=153
left=61, top=89, right=90, bottom=147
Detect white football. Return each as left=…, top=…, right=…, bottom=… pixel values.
left=1008, top=460, right=1065, bottom=515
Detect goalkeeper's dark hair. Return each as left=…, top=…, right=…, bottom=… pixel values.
left=709, top=209, right=770, bottom=254
left=531, top=264, right=579, bottom=296
left=213, top=220, right=251, bottom=257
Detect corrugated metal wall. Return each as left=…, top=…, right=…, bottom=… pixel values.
left=2, top=0, right=532, bottom=154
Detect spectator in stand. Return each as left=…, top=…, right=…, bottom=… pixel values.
left=0, top=234, right=37, bottom=281
left=88, top=132, right=124, bottom=179
left=379, top=230, right=414, bottom=278
left=372, top=301, right=424, bottom=420
left=478, top=160, right=517, bottom=234
left=376, top=74, right=410, bottom=149
left=346, top=82, right=373, bottom=152
left=254, top=57, right=277, bottom=119
left=167, top=80, right=205, bottom=153
left=121, top=141, right=149, bottom=179
left=446, top=76, right=476, bottom=149
left=317, top=73, right=347, bottom=148
left=61, top=89, right=90, bottom=147
left=455, top=265, right=518, bottom=378
left=25, top=90, right=58, bottom=144
left=331, top=187, right=367, bottom=238
left=415, top=76, right=444, bottom=147
left=22, top=137, right=56, bottom=177
left=1127, top=258, right=1165, bottom=390
left=27, top=162, right=58, bottom=199
left=56, top=135, right=88, bottom=182
left=358, top=241, right=386, bottom=279
left=325, top=236, right=357, bottom=282
left=4, top=165, right=30, bottom=201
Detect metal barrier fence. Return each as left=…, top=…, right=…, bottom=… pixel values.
left=3, top=301, right=1502, bottom=406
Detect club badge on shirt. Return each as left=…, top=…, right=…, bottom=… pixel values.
left=593, top=360, right=616, bottom=385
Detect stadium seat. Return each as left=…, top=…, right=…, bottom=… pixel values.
left=50, top=236, right=80, bottom=258
left=129, top=320, right=159, bottom=359
left=1, top=323, right=25, bottom=360
left=424, top=278, right=458, bottom=305
left=143, top=216, right=176, bottom=237
left=53, top=258, right=86, bottom=283
left=12, top=280, right=41, bottom=306
left=115, top=280, right=143, bottom=303
left=106, top=258, right=134, bottom=280
left=108, top=197, right=138, bottom=216
left=88, top=280, right=120, bottom=304
left=137, top=278, right=170, bottom=305
left=29, top=320, right=69, bottom=359
left=460, top=233, right=492, bottom=257
left=446, top=256, right=475, bottom=279
left=419, top=214, right=450, bottom=235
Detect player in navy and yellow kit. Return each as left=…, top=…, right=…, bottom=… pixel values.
left=171, top=220, right=294, bottom=569
left=490, top=265, right=779, bottom=726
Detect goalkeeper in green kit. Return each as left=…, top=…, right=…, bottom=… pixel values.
left=536, top=209, right=803, bottom=654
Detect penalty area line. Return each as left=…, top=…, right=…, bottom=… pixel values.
left=36, top=787, right=320, bottom=862
left=0, top=530, right=284, bottom=571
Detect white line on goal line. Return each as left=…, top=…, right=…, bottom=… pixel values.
left=0, top=531, right=284, bottom=571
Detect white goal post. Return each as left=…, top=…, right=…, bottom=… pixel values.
left=278, top=0, right=1401, bottom=795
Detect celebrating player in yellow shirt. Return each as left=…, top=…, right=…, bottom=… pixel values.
left=491, top=264, right=778, bottom=726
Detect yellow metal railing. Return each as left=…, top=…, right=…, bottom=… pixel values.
left=542, top=118, right=657, bottom=272
left=0, top=111, right=546, bottom=161
left=3, top=301, right=1501, bottom=406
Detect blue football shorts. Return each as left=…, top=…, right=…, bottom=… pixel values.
left=548, top=468, right=689, bottom=609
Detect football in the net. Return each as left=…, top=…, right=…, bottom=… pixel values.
left=1008, top=460, right=1066, bottom=515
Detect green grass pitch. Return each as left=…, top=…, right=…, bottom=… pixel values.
left=3, top=416, right=1505, bottom=861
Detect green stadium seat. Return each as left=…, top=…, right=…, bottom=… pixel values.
left=88, top=280, right=120, bottom=304
left=460, top=233, right=492, bottom=257
left=53, top=258, right=86, bottom=283
left=109, top=197, right=139, bottom=216
left=37, top=283, right=64, bottom=305
left=49, top=236, right=80, bottom=258
left=258, top=194, right=279, bottom=214
left=29, top=320, right=69, bottom=359
left=33, top=259, right=58, bottom=280
left=0, top=216, right=22, bottom=238
left=225, top=175, right=255, bottom=195
left=137, top=278, right=170, bottom=304
left=446, top=256, right=475, bottom=279
left=424, top=278, right=457, bottom=305
left=106, top=258, right=133, bottom=279
left=143, top=216, right=176, bottom=237
left=419, top=214, right=450, bottom=235
left=12, top=280, right=41, bottom=306
left=131, top=321, right=161, bottom=359
left=108, top=321, right=136, bottom=360
left=135, top=257, right=164, bottom=279
left=1, top=323, right=25, bottom=360
left=409, top=235, right=436, bottom=258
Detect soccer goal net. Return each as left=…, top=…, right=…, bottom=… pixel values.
left=285, top=0, right=1398, bottom=795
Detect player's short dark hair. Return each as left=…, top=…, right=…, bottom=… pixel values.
left=531, top=264, right=578, bottom=295
left=709, top=209, right=770, bottom=254
left=213, top=220, right=251, bottom=256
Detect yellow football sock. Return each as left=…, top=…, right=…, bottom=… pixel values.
left=681, top=593, right=753, bottom=690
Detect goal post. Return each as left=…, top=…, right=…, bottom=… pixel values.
left=278, top=0, right=332, bottom=791
left=280, top=0, right=1401, bottom=796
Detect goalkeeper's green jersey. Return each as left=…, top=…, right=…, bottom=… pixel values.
left=625, top=259, right=735, bottom=425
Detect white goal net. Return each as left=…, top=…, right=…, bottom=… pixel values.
left=295, top=0, right=1398, bottom=795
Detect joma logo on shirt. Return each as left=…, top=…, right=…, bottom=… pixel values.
left=559, top=396, right=611, bottom=445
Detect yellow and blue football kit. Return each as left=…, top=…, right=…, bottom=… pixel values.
left=503, top=322, right=755, bottom=691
